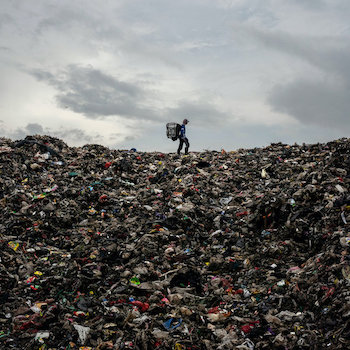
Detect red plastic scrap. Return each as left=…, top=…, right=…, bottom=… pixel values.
left=241, top=320, right=260, bottom=334
left=104, top=161, right=112, bottom=169
left=129, top=301, right=149, bottom=312
left=236, top=211, right=249, bottom=217
left=19, top=320, right=40, bottom=331
left=14, top=311, right=51, bottom=332
left=322, top=286, right=335, bottom=299
left=208, top=306, right=220, bottom=314
left=26, top=276, right=36, bottom=284
left=73, top=311, right=86, bottom=317
left=99, top=194, right=108, bottom=202
left=241, top=324, right=252, bottom=334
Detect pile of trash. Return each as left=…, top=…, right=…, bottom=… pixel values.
left=1, top=135, right=350, bottom=349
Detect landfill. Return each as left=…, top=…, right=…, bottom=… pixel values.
left=1, top=135, right=350, bottom=349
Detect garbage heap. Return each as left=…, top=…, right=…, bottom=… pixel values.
left=1, top=135, right=350, bottom=350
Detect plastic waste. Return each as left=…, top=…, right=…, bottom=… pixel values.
left=163, top=318, right=183, bottom=330
left=1, top=135, right=350, bottom=349
left=73, top=324, right=91, bottom=344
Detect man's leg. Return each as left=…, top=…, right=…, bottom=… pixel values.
left=184, top=138, right=190, bottom=155
left=177, top=139, right=184, bottom=154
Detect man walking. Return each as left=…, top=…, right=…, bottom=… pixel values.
left=177, top=119, right=190, bottom=155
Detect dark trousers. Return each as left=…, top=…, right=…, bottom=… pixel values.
left=177, top=137, right=189, bottom=155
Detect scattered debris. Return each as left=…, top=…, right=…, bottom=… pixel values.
left=1, top=135, right=350, bottom=349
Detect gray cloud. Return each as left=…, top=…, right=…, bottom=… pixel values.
left=236, top=26, right=350, bottom=129
left=269, top=78, right=350, bottom=131
left=109, top=133, right=137, bottom=142
left=0, top=13, right=13, bottom=29
left=31, top=65, right=162, bottom=121
left=5, top=123, right=46, bottom=141
left=292, top=0, right=326, bottom=10
left=51, top=128, right=100, bottom=144
left=255, top=31, right=350, bottom=80
left=125, top=135, right=138, bottom=141
left=30, top=65, right=232, bottom=126
left=25, top=123, right=44, bottom=134
left=0, top=122, right=102, bottom=146
left=236, top=25, right=350, bottom=75
left=167, top=100, right=233, bottom=126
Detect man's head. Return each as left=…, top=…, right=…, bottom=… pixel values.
left=183, top=119, right=189, bottom=125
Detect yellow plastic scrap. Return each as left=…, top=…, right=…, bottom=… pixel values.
left=34, top=271, right=43, bottom=276
left=8, top=241, right=19, bottom=251
left=174, top=344, right=183, bottom=350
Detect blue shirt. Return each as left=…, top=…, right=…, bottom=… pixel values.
left=180, top=124, right=186, bottom=138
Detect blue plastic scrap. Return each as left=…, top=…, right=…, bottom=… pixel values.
left=163, top=318, right=183, bottom=330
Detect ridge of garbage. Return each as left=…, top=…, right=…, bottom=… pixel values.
left=1, top=135, right=350, bottom=349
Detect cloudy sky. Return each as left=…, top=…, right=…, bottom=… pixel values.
left=1, top=0, right=350, bottom=152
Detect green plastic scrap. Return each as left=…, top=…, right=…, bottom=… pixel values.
left=68, top=172, right=79, bottom=177
left=130, top=277, right=140, bottom=285
left=0, top=331, right=10, bottom=339
left=33, top=193, right=47, bottom=200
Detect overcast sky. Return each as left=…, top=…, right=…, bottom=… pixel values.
left=1, top=0, right=350, bottom=152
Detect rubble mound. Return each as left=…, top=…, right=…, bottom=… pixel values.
left=1, top=135, right=350, bottom=349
